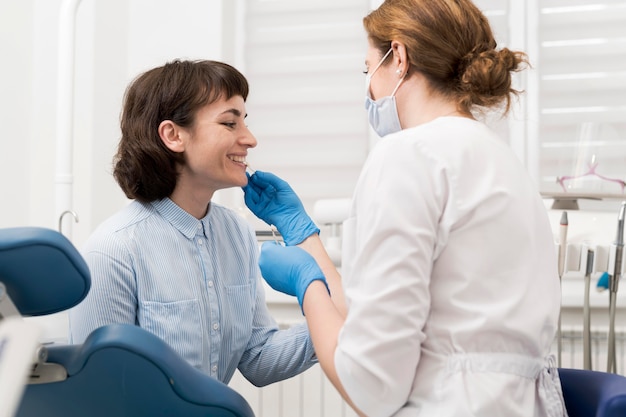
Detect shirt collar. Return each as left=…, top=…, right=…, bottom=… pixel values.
left=151, top=198, right=211, bottom=239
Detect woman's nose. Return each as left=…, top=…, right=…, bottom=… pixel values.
left=241, top=126, right=257, bottom=148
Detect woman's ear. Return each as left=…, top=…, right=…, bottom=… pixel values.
left=158, top=120, right=185, bottom=153
left=391, top=41, right=408, bottom=77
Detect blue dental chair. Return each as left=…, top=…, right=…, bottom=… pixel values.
left=559, top=367, right=626, bottom=417
left=0, top=226, right=255, bottom=417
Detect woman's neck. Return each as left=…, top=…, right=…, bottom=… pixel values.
left=397, top=74, right=473, bottom=128
left=169, top=178, right=214, bottom=219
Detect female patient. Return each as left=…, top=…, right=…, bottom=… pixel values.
left=69, top=59, right=317, bottom=385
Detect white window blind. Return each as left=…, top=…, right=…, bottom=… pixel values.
left=537, top=1, right=626, bottom=198
left=228, top=2, right=626, bottom=218
left=237, top=0, right=371, bottom=223
left=471, top=1, right=515, bottom=147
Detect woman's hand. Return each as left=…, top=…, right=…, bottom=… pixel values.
left=258, top=241, right=328, bottom=310
left=243, top=171, right=319, bottom=245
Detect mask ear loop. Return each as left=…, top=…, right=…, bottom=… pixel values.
left=368, top=48, right=405, bottom=98
left=367, top=47, right=394, bottom=84
left=390, top=72, right=405, bottom=97
left=366, top=47, right=395, bottom=100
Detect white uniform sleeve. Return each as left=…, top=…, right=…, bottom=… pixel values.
left=335, top=138, right=450, bottom=417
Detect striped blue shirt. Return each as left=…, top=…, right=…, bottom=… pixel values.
left=68, top=198, right=316, bottom=385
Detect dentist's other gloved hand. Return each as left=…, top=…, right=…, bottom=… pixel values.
left=258, top=241, right=329, bottom=310
left=243, top=171, right=319, bottom=246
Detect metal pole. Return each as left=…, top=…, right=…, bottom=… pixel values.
left=55, top=0, right=83, bottom=240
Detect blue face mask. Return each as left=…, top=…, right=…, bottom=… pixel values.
left=365, top=48, right=405, bottom=137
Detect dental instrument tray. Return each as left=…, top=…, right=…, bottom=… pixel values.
left=542, top=192, right=626, bottom=210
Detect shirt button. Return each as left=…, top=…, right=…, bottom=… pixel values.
left=213, top=323, right=219, bottom=330
left=208, top=281, right=214, bottom=287
left=212, top=365, right=217, bottom=373
left=198, top=239, right=203, bottom=245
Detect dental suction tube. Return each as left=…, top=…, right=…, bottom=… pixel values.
left=583, top=247, right=594, bottom=370
left=607, top=201, right=625, bottom=373
left=610, top=202, right=625, bottom=292
left=557, top=211, right=568, bottom=367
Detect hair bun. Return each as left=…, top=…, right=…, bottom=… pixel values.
left=457, top=47, right=528, bottom=110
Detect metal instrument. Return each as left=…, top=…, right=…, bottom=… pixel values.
left=607, top=201, right=625, bottom=373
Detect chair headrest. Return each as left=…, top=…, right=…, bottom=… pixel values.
left=0, top=227, right=90, bottom=316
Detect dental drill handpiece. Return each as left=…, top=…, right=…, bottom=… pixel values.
left=607, top=201, right=625, bottom=373
left=610, top=203, right=625, bottom=293
left=583, top=248, right=594, bottom=370
left=558, top=212, right=568, bottom=280
left=557, top=211, right=568, bottom=367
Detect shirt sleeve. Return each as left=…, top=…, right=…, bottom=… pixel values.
left=335, top=138, right=448, bottom=416
left=237, top=266, right=318, bottom=387
left=68, top=230, right=137, bottom=344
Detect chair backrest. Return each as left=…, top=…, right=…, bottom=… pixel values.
left=559, top=367, right=626, bottom=417
left=0, top=227, right=255, bottom=417
left=0, top=227, right=90, bottom=316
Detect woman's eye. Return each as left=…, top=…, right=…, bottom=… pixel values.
left=222, top=122, right=236, bottom=128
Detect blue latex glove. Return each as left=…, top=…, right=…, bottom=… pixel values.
left=243, top=171, right=320, bottom=246
left=258, top=241, right=329, bottom=310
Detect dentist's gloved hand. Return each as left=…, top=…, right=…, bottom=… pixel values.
left=259, top=241, right=329, bottom=310
left=243, top=171, right=320, bottom=246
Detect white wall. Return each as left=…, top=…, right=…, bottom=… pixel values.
left=1, top=0, right=228, bottom=249
left=1, top=1, right=34, bottom=229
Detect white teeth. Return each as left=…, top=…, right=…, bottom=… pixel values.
left=229, top=156, right=246, bottom=163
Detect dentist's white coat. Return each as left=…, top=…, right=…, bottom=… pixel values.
left=337, top=117, right=567, bottom=417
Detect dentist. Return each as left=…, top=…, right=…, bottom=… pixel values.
left=244, top=0, right=568, bottom=416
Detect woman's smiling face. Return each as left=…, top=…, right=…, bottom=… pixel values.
left=178, top=94, right=257, bottom=194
